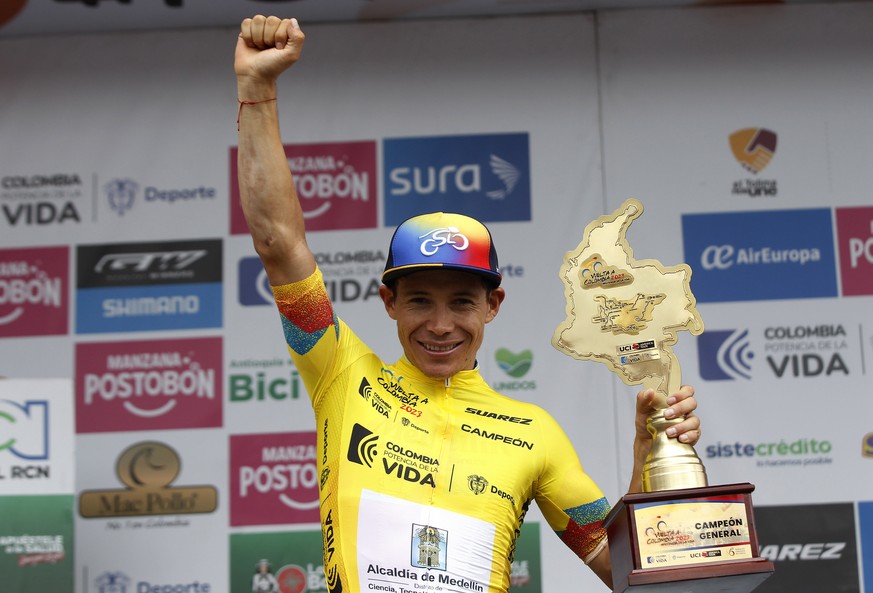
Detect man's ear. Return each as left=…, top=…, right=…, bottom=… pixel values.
left=379, top=284, right=398, bottom=320
left=485, top=286, right=506, bottom=323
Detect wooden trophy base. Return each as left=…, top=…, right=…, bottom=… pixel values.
left=604, top=483, right=774, bottom=593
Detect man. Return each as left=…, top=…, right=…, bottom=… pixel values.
left=234, top=15, right=701, bottom=592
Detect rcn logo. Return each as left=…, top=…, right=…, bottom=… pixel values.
left=238, top=256, right=273, bottom=306
left=0, top=399, right=49, bottom=460
left=383, top=132, right=531, bottom=225
left=682, top=208, right=838, bottom=303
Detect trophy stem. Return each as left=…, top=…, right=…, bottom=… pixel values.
left=642, top=410, right=708, bottom=492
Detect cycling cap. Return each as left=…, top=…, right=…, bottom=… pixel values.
left=382, top=212, right=501, bottom=286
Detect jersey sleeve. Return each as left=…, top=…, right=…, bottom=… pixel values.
left=534, top=412, right=611, bottom=564
left=271, top=267, right=341, bottom=406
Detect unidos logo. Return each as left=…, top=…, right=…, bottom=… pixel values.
left=79, top=441, right=218, bottom=518
left=0, top=246, right=68, bottom=338
left=492, top=348, right=536, bottom=393
left=75, top=337, right=223, bottom=433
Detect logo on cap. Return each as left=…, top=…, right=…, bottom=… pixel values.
left=419, top=227, right=470, bottom=256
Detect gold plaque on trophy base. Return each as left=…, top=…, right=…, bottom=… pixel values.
left=605, top=484, right=774, bottom=593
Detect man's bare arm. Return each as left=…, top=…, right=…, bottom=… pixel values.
left=235, top=15, right=315, bottom=285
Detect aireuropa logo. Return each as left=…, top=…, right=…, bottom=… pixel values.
left=74, top=336, right=222, bottom=433
left=0, top=246, right=68, bottom=338
left=681, top=208, right=837, bottom=302
left=230, top=141, right=378, bottom=234
left=79, top=440, right=218, bottom=518
left=697, top=329, right=754, bottom=381
left=238, top=256, right=273, bottom=306
left=75, top=239, right=222, bottom=333
left=835, top=206, right=873, bottom=296
left=229, top=432, right=320, bottom=526
left=383, top=132, right=531, bottom=225
left=0, top=399, right=48, bottom=460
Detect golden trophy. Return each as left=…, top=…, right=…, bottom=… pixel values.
left=552, top=199, right=773, bottom=592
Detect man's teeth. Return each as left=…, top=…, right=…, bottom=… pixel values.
left=425, top=343, right=455, bottom=352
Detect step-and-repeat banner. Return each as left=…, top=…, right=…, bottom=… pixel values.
left=1, top=3, right=871, bottom=593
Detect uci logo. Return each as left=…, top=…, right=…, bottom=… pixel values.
left=701, top=245, right=735, bottom=270
left=418, top=227, right=469, bottom=256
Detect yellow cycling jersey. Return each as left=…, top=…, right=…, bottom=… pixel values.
left=273, top=267, right=609, bottom=593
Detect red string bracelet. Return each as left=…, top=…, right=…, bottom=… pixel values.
left=237, top=97, right=277, bottom=130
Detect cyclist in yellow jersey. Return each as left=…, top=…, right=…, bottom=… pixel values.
left=235, top=16, right=702, bottom=593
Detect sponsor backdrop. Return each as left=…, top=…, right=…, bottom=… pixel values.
left=1, top=3, right=871, bottom=593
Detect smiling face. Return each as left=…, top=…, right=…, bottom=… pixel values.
left=380, top=269, right=505, bottom=379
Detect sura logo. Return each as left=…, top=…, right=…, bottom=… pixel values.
left=493, top=348, right=535, bottom=392
left=389, top=153, right=521, bottom=200
left=83, top=351, right=214, bottom=418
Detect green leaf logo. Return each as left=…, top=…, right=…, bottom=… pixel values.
left=496, top=348, right=532, bottom=378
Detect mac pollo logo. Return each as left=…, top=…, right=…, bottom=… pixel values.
left=79, top=441, right=217, bottom=518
